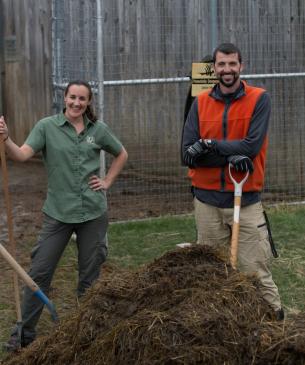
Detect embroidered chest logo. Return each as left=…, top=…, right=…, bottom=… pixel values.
left=86, top=136, right=95, bottom=144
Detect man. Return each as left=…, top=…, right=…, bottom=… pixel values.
left=181, top=43, right=283, bottom=320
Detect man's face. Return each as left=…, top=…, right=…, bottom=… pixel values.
left=213, top=51, right=243, bottom=89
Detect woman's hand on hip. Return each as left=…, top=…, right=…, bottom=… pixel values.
left=89, top=175, right=111, bottom=191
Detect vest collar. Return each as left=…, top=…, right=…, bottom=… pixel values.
left=209, top=80, right=246, bottom=102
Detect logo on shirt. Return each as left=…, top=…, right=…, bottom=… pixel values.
left=86, top=136, right=95, bottom=144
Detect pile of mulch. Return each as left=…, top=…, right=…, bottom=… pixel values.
left=3, top=245, right=305, bottom=365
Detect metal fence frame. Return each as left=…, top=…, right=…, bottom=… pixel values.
left=51, top=0, right=305, bottom=220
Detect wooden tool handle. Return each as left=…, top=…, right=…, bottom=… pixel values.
left=0, top=138, right=22, bottom=321
left=0, top=139, right=15, bottom=247
left=0, top=244, right=39, bottom=292
left=230, top=196, right=241, bottom=270
left=0, top=244, right=59, bottom=322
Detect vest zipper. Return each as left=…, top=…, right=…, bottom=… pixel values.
left=221, top=100, right=231, bottom=191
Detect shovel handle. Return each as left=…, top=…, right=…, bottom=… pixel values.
left=0, top=138, right=14, bottom=247
left=228, top=165, right=249, bottom=197
left=230, top=195, right=241, bottom=269
left=229, top=164, right=249, bottom=269
left=0, top=243, right=38, bottom=291
left=0, top=137, right=23, bottom=323
left=0, top=243, right=58, bottom=322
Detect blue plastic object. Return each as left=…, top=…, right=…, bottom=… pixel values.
left=34, top=290, right=59, bottom=322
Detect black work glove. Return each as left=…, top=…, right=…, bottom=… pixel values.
left=227, top=155, right=254, bottom=174
left=187, top=139, right=208, bottom=156
left=184, top=139, right=216, bottom=166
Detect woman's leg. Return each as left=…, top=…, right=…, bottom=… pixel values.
left=10, top=215, right=73, bottom=345
left=75, top=212, right=108, bottom=296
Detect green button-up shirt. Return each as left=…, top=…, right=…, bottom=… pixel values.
left=25, top=113, right=123, bottom=223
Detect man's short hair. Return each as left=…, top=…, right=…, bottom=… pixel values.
left=212, top=43, right=242, bottom=63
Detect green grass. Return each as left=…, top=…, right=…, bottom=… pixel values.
left=267, top=205, right=305, bottom=312
left=107, top=215, right=196, bottom=268
left=1, top=206, right=305, bottom=361
left=107, top=206, right=305, bottom=315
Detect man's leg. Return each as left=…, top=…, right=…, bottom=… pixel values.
left=75, top=212, right=108, bottom=296
left=194, top=198, right=231, bottom=248
left=237, top=202, right=282, bottom=311
left=8, top=215, right=73, bottom=347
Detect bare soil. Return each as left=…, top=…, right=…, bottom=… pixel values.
left=0, top=159, right=193, bottom=245
left=0, top=160, right=46, bottom=247
left=0, top=159, right=192, bottom=354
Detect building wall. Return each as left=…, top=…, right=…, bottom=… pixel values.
left=1, top=0, right=52, bottom=144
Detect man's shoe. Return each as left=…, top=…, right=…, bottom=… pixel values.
left=275, top=307, right=285, bottom=321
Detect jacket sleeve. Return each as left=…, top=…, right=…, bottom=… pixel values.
left=181, top=98, right=227, bottom=168
left=214, top=92, right=271, bottom=158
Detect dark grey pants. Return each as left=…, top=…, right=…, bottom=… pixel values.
left=12, top=212, right=108, bottom=343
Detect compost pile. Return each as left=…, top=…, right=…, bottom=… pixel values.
left=3, top=245, right=305, bottom=365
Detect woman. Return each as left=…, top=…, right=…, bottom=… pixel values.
left=0, top=80, right=128, bottom=350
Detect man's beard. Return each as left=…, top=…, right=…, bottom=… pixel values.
left=218, top=73, right=239, bottom=87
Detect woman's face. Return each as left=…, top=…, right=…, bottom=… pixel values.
left=64, top=84, right=91, bottom=121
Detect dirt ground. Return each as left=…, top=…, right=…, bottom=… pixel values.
left=0, top=157, right=193, bottom=278
left=0, top=160, right=46, bottom=247
left=0, top=158, right=192, bottom=360
left=0, top=159, right=192, bottom=245
left=2, top=162, right=305, bottom=364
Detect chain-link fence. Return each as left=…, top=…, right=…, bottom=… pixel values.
left=52, top=0, right=305, bottom=221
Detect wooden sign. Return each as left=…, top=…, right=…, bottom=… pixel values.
left=4, top=36, right=19, bottom=63
left=191, top=62, right=218, bottom=96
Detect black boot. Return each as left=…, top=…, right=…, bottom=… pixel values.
left=275, top=307, right=285, bottom=321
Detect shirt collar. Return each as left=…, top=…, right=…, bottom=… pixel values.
left=57, top=111, right=95, bottom=127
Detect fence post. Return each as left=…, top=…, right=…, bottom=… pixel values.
left=96, top=0, right=106, bottom=178
left=96, top=0, right=109, bottom=245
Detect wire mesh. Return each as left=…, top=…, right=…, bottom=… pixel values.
left=52, top=0, right=305, bottom=221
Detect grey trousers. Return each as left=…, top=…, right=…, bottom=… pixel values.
left=12, top=212, right=108, bottom=343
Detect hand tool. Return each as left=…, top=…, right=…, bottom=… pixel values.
left=0, top=242, right=58, bottom=322
left=228, top=164, right=249, bottom=270
left=0, top=136, right=58, bottom=349
left=0, top=135, right=23, bottom=346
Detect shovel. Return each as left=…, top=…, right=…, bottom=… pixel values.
left=0, top=135, right=24, bottom=346
left=0, top=136, right=58, bottom=346
left=0, top=242, right=58, bottom=322
left=228, top=164, right=249, bottom=270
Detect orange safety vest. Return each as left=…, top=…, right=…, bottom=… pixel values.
left=189, top=82, right=268, bottom=192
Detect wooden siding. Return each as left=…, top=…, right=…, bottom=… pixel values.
left=1, top=0, right=52, bottom=144
left=1, top=0, right=305, bottom=200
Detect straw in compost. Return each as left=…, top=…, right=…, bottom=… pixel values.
left=3, top=245, right=305, bottom=365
